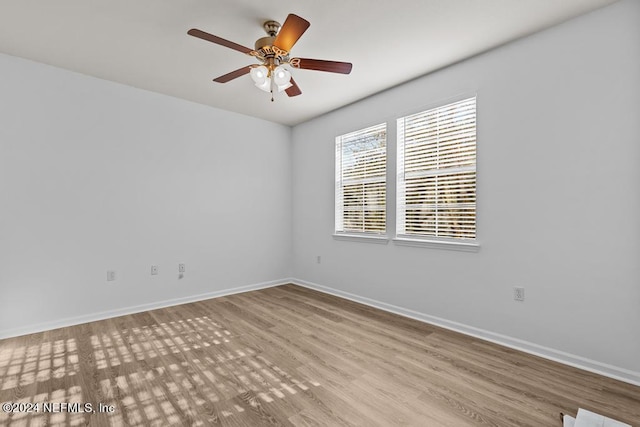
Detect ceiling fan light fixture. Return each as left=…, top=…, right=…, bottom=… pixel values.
left=250, top=65, right=269, bottom=88
left=255, top=79, right=272, bottom=92
left=273, top=65, right=292, bottom=92
left=276, top=81, right=293, bottom=92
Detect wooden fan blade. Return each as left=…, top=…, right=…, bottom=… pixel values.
left=213, top=65, right=253, bottom=83
left=273, top=14, right=310, bottom=52
left=290, top=58, right=352, bottom=74
left=188, top=29, right=253, bottom=54
left=285, top=77, right=302, bottom=97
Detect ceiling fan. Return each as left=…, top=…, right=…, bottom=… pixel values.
left=187, top=14, right=352, bottom=100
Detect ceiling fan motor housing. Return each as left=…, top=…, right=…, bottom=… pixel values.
left=254, top=35, right=289, bottom=70
left=254, top=20, right=290, bottom=67
left=255, top=36, right=276, bottom=51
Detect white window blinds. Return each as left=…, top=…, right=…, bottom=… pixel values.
left=397, top=97, right=476, bottom=240
left=335, top=123, right=387, bottom=234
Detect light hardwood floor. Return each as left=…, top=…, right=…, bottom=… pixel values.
left=0, top=284, right=638, bottom=426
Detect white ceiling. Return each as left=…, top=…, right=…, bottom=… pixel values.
left=0, top=0, right=617, bottom=126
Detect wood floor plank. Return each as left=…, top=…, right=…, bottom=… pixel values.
left=1, top=284, right=638, bottom=426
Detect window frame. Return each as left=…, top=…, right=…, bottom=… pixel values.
left=334, top=123, right=388, bottom=239
left=395, top=95, right=479, bottom=249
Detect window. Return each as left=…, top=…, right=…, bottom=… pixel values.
left=335, top=123, right=387, bottom=235
left=397, top=97, right=476, bottom=242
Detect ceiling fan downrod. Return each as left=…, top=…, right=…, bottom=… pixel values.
left=263, top=20, right=281, bottom=37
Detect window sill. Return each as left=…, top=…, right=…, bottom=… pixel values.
left=333, top=234, right=390, bottom=244
left=393, top=237, right=479, bottom=252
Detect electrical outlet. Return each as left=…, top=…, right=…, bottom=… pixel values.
left=107, top=270, right=116, bottom=281
left=514, top=287, right=525, bottom=301
left=178, top=263, right=185, bottom=273
left=316, top=256, right=321, bottom=264
left=151, top=265, right=159, bottom=275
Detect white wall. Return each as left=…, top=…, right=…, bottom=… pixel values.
left=0, top=54, right=292, bottom=336
left=292, top=0, right=640, bottom=378
left=1, top=0, right=638, bottom=385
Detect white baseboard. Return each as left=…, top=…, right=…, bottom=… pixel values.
left=0, top=279, right=288, bottom=340
left=290, top=278, right=640, bottom=387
